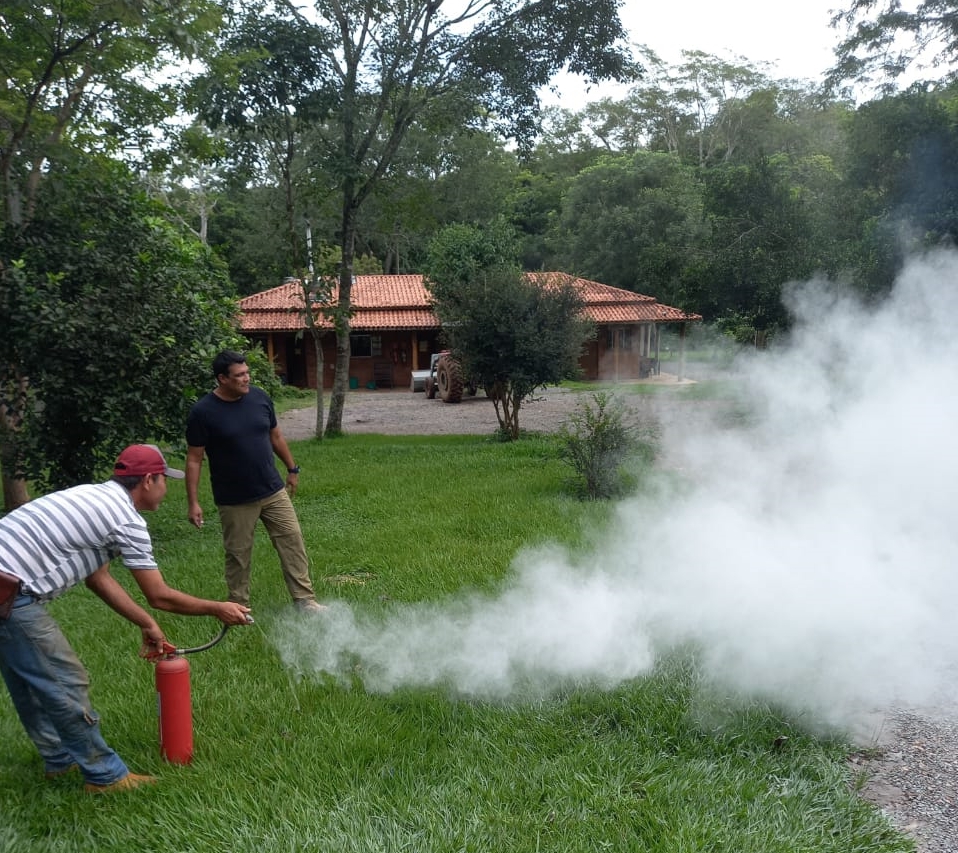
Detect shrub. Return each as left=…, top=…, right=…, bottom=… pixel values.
left=557, top=392, right=643, bottom=499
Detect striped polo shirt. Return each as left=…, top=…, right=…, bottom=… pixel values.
left=0, top=480, right=158, bottom=598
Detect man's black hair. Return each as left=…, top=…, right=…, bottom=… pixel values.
left=212, top=349, right=247, bottom=380
left=111, top=474, right=144, bottom=491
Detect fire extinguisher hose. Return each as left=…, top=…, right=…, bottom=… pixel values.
left=173, top=614, right=254, bottom=656
left=175, top=624, right=229, bottom=655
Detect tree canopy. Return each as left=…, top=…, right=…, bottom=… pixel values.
left=0, top=0, right=224, bottom=228
left=7, top=0, right=958, bottom=491
left=0, top=0, right=233, bottom=507
left=830, top=0, right=958, bottom=93
left=0, top=155, right=248, bottom=492
left=424, top=223, right=593, bottom=439
left=557, top=151, right=705, bottom=305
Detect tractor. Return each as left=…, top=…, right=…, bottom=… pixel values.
left=419, top=351, right=477, bottom=403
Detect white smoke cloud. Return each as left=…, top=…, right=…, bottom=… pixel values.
left=274, top=249, right=958, bottom=730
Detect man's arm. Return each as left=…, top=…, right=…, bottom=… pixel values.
left=185, top=445, right=206, bottom=528
left=270, top=426, right=299, bottom=495
left=85, top=564, right=166, bottom=655
left=130, top=569, right=250, bottom=622
left=85, top=564, right=251, bottom=657
left=269, top=426, right=296, bottom=471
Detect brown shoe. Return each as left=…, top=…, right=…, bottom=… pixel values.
left=294, top=599, right=328, bottom=615
left=84, top=772, right=158, bottom=794
left=45, top=763, right=78, bottom=780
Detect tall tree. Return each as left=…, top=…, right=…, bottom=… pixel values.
left=830, top=0, right=958, bottom=94
left=145, top=122, right=232, bottom=245
left=189, top=8, right=336, bottom=270
left=624, top=48, right=776, bottom=167
left=199, top=0, right=635, bottom=437
left=557, top=151, right=705, bottom=304
left=692, top=156, right=820, bottom=336
left=842, top=86, right=958, bottom=293
left=1, top=0, right=222, bottom=227
left=354, top=126, right=520, bottom=274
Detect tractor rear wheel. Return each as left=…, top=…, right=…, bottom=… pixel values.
left=425, top=376, right=437, bottom=399
left=436, top=355, right=463, bottom=403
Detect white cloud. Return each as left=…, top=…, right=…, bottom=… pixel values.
left=542, top=0, right=842, bottom=109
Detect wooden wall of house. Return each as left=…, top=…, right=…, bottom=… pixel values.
left=578, top=338, right=601, bottom=380
left=247, top=331, right=442, bottom=390
left=251, top=323, right=666, bottom=389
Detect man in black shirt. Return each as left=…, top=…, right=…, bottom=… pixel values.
left=186, top=351, right=325, bottom=614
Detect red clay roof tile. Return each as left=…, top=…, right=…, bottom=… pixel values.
left=238, top=274, right=700, bottom=332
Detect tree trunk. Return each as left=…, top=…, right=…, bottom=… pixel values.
left=1, top=460, right=30, bottom=510
left=324, top=309, right=351, bottom=437
left=2, top=165, right=31, bottom=509
left=311, top=327, right=325, bottom=440
left=506, top=394, right=521, bottom=440
left=491, top=383, right=522, bottom=441
left=324, top=203, right=357, bottom=437
left=0, top=371, right=31, bottom=509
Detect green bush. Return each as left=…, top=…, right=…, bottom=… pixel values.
left=557, top=392, right=643, bottom=499
left=242, top=344, right=284, bottom=399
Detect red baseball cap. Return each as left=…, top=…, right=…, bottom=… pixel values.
left=113, top=444, right=185, bottom=479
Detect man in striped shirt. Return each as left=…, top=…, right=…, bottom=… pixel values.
left=0, top=444, right=250, bottom=793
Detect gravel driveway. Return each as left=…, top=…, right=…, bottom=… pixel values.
left=851, top=706, right=958, bottom=852
left=277, top=382, right=675, bottom=440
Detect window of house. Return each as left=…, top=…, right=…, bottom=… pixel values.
left=350, top=334, right=382, bottom=358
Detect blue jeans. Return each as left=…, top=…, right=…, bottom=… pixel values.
left=0, top=594, right=129, bottom=784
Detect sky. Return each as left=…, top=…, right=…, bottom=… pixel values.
left=272, top=250, right=958, bottom=737
left=541, top=0, right=845, bottom=109
left=620, top=0, right=842, bottom=78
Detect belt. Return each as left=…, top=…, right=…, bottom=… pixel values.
left=12, top=592, right=36, bottom=608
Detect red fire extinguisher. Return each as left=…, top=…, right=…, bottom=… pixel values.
left=152, top=618, right=252, bottom=764
left=155, top=653, right=194, bottom=764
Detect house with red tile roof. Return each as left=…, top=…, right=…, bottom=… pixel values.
left=238, top=273, right=701, bottom=389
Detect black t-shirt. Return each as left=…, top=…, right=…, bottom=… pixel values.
left=186, top=386, right=284, bottom=505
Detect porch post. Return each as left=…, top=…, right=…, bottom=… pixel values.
left=678, top=322, right=687, bottom=381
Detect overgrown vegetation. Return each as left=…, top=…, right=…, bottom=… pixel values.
left=0, top=434, right=911, bottom=852
left=6, top=1, right=958, bottom=501
left=0, top=155, right=251, bottom=494
left=558, top=391, right=647, bottom=499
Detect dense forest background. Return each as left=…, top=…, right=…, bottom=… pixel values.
left=3, top=0, right=958, bottom=497
left=191, top=45, right=958, bottom=338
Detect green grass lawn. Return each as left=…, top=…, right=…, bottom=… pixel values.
left=0, top=433, right=909, bottom=852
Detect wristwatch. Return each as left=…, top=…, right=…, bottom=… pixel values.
left=287, top=466, right=300, bottom=474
